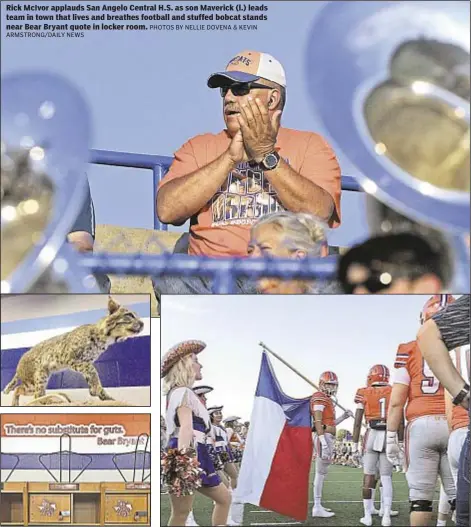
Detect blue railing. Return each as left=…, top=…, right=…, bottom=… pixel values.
left=89, top=148, right=363, bottom=230
left=81, top=252, right=339, bottom=294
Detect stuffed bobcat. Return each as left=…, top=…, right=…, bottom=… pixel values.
left=3, top=296, right=144, bottom=406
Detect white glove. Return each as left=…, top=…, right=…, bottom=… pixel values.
left=386, top=431, right=400, bottom=465
left=319, top=436, right=331, bottom=461
left=351, top=442, right=359, bottom=454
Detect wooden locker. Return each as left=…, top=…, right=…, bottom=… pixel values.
left=29, top=494, right=71, bottom=524
left=104, top=494, right=148, bottom=524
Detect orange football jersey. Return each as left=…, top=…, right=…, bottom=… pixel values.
left=310, top=391, right=336, bottom=426
left=394, top=340, right=445, bottom=422
left=354, top=385, right=392, bottom=423
left=450, top=346, right=470, bottom=431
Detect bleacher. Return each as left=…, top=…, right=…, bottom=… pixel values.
left=90, top=148, right=362, bottom=314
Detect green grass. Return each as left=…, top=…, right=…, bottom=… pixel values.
left=161, top=464, right=453, bottom=526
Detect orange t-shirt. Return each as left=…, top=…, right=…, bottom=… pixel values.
left=394, top=340, right=445, bottom=422
left=159, top=127, right=342, bottom=257
left=310, top=391, right=336, bottom=427
left=450, top=346, right=470, bottom=431
left=354, top=385, right=392, bottom=423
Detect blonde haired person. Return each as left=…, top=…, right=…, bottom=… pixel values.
left=248, top=211, right=341, bottom=294
left=162, top=341, right=231, bottom=526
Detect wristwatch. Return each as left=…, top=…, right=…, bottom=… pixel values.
left=260, top=150, right=280, bottom=171
left=452, top=383, right=470, bottom=406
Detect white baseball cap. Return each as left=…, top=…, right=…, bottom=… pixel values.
left=208, top=50, right=286, bottom=88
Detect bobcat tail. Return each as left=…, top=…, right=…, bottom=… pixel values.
left=3, top=374, right=19, bottom=394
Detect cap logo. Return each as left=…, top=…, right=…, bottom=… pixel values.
left=228, top=55, right=252, bottom=68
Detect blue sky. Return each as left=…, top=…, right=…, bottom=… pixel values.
left=160, top=295, right=444, bottom=431
left=1, top=0, right=370, bottom=246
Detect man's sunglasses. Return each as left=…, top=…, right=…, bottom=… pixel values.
left=220, top=82, right=272, bottom=98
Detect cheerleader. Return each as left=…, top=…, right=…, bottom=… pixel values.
left=239, top=423, right=248, bottom=441
left=161, top=341, right=231, bottom=526
left=182, top=385, right=215, bottom=527
left=209, top=407, right=244, bottom=526
left=224, top=417, right=245, bottom=467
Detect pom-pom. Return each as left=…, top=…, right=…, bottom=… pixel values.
left=208, top=446, right=224, bottom=471
left=232, top=447, right=244, bottom=463
left=161, top=448, right=203, bottom=496
left=219, top=450, right=230, bottom=464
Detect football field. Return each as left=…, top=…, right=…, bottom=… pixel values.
left=160, top=464, right=451, bottom=526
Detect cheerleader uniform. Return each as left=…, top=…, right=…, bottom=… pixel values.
left=212, top=424, right=234, bottom=464
left=229, top=431, right=244, bottom=463
left=166, top=387, right=221, bottom=487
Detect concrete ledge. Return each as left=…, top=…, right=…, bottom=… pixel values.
left=95, top=224, right=182, bottom=317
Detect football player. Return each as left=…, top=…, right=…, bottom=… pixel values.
left=444, top=344, right=470, bottom=486
left=417, top=294, right=470, bottom=527
left=352, top=365, right=396, bottom=526
left=310, top=371, right=353, bottom=518
left=386, top=296, right=456, bottom=527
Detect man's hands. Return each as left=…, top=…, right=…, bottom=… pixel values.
left=227, top=96, right=281, bottom=165
left=238, top=96, right=281, bottom=163
left=228, top=129, right=249, bottom=165
left=319, top=435, right=331, bottom=461
left=386, top=431, right=401, bottom=465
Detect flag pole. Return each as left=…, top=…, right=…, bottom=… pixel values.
left=259, top=341, right=350, bottom=414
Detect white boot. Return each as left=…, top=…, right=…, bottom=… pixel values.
left=361, top=498, right=373, bottom=526
left=186, top=510, right=199, bottom=526
left=381, top=505, right=392, bottom=527
left=228, top=499, right=244, bottom=526
left=312, top=505, right=335, bottom=518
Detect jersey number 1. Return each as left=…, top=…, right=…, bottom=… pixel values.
left=379, top=397, right=387, bottom=419
left=421, top=361, right=440, bottom=394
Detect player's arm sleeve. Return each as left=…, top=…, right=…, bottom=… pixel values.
left=354, top=388, right=366, bottom=409
left=69, top=175, right=95, bottom=238
left=311, top=393, right=327, bottom=414
left=431, top=295, right=470, bottom=351
left=392, top=367, right=411, bottom=386
left=298, top=133, right=342, bottom=227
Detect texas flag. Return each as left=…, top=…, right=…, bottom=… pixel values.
left=234, top=352, right=313, bottom=521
